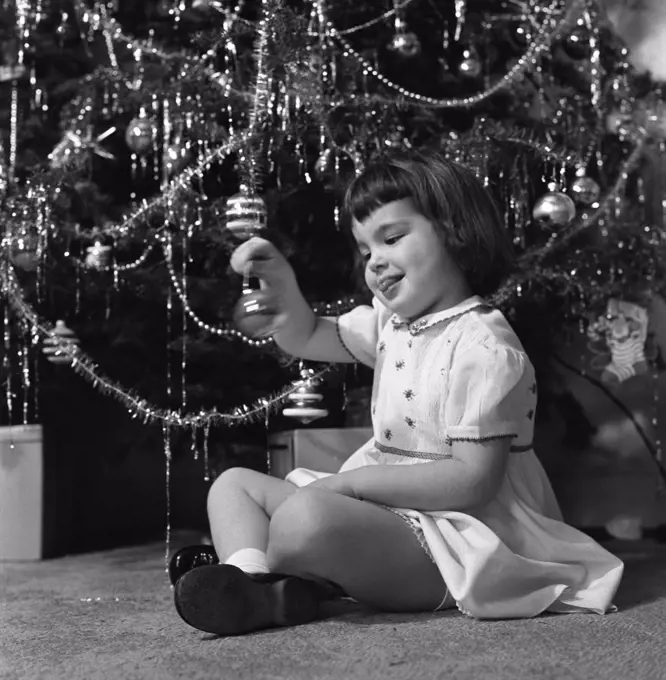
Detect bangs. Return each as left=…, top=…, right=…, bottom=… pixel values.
left=343, top=162, right=414, bottom=224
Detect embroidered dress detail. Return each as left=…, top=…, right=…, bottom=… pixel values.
left=375, top=440, right=453, bottom=460
left=445, top=433, right=517, bottom=445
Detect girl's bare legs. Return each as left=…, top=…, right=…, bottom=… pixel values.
left=207, top=467, right=298, bottom=561
left=268, top=487, right=450, bottom=612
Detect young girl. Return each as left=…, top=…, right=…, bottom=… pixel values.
left=172, top=148, right=624, bottom=636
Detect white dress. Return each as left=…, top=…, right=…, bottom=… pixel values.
left=286, top=295, right=624, bottom=619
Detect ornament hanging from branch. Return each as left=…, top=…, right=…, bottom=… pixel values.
left=282, top=365, right=328, bottom=424
left=532, top=190, right=577, bottom=228
left=85, top=240, right=112, bottom=269
left=49, top=128, right=116, bottom=169
left=125, top=110, right=156, bottom=155
left=224, top=189, right=267, bottom=241
left=587, top=298, right=650, bottom=384
left=42, top=320, right=79, bottom=366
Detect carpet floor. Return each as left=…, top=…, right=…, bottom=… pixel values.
left=1, top=533, right=665, bottom=680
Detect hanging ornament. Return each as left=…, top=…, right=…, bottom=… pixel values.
left=282, top=366, right=328, bottom=424
left=509, top=21, right=532, bottom=49
left=85, top=241, right=112, bottom=269
left=605, top=109, right=637, bottom=140
left=569, top=170, right=601, bottom=206
left=224, top=190, right=267, bottom=241
left=163, top=138, right=192, bottom=178
left=586, top=299, right=649, bottom=384
left=232, top=277, right=279, bottom=340
left=42, top=321, right=79, bottom=366
left=192, top=0, right=225, bottom=11
left=388, top=17, right=421, bottom=58
left=562, top=20, right=589, bottom=60
left=314, top=147, right=361, bottom=191
left=125, top=110, right=156, bottom=155
left=458, top=46, right=482, bottom=78
left=49, top=128, right=116, bottom=169
left=0, top=64, right=26, bottom=83
left=532, top=191, right=576, bottom=228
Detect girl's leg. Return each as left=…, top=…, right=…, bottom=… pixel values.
left=207, top=467, right=298, bottom=561
left=267, top=488, right=449, bottom=612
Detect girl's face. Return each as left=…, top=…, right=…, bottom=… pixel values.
left=352, top=199, right=472, bottom=321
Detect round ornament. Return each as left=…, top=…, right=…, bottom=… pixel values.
left=282, top=367, right=328, bottom=424
left=163, top=140, right=191, bottom=177
left=562, top=23, right=589, bottom=60
left=532, top=191, right=576, bottom=228
left=605, top=110, right=636, bottom=140
left=85, top=241, right=112, bottom=269
left=224, top=191, right=267, bottom=241
left=42, top=320, right=79, bottom=365
left=232, top=286, right=279, bottom=339
left=458, top=47, right=482, bottom=78
left=125, top=115, right=156, bottom=155
left=569, top=175, right=601, bottom=206
left=388, top=18, right=421, bottom=58
left=314, top=147, right=360, bottom=191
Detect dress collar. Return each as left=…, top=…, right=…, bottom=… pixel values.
left=390, top=295, right=487, bottom=335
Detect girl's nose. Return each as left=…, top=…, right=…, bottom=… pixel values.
left=368, top=253, right=387, bottom=274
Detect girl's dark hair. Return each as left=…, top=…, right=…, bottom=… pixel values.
left=342, top=148, right=516, bottom=298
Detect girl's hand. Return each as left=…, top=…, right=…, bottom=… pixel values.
left=306, top=473, right=358, bottom=499
left=230, top=237, right=296, bottom=293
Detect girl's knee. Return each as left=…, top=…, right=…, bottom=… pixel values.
left=267, top=488, right=339, bottom=571
left=207, top=467, right=254, bottom=506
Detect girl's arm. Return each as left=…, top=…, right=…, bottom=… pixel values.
left=333, top=438, right=512, bottom=511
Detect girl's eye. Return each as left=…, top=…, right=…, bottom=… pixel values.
left=385, top=235, right=403, bottom=245
left=360, top=252, right=370, bottom=262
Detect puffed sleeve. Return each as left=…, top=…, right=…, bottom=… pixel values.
left=444, top=340, right=534, bottom=442
left=335, top=297, right=392, bottom=368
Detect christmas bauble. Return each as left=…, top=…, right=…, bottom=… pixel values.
left=314, top=147, right=359, bottom=190
left=224, top=192, right=267, bottom=240
left=125, top=116, right=156, bottom=155
left=388, top=19, right=421, bottom=58
left=569, top=175, right=601, bottom=206
left=42, top=320, right=79, bottom=365
left=232, top=287, right=279, bottom=339
left=606, top=110, right=636, bottom=140
left=458, top=47, right=482, bottom=78
left=85, top=241, right=112, bottom=269
left=532, top=192, right=576, bottom=227
left=163, top=140, right=191, bottom=177
left=562, top=24, right=589, bottom=60
left=10, top=229, right=40, bottom=271
left=282, top=368, right=328, bottom=423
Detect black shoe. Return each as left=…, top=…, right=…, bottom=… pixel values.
left=174, top=564, right=324, bottom=635
left=168, top=544, right=219, bottom=586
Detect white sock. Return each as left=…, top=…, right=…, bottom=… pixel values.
left=224, top=548, right=270, bottom=574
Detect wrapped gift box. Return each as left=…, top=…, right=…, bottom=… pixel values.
left=268, top=427, right=372, bottom=479
left=0, top=425, right=43, bottom=560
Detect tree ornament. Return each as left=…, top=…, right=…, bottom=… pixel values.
left=49, top=128, right=116, bottom=169
left=232, top=280, right=279, bottom=339
left=509, top=21, right=532, bottom=49
left=586, top=299, right=649, bottom=384
left=224, top=190, right=267, bottom=241
left=282, top=366, right=328, bottom=424
left=605, top=110, right=637, bottom=140
left=192, top=0, right=225, bottom=12
left=314, top=147, right=361, bottom=191
left=532, top=191, right=576, bottom=228
left=388, top=17, right=421, bottom=58
left=458, top=46, right=482, bottom=78
left=85, top=241, right=112, bottom=269
left=0, top=142, right=8, bottom=199
left=42, top=320, right=79, bottom=366
left=569, top=172, right=601, bottom=206
left=562, top=21, right=589, bottom=60
left=125, top=110, right=156, bottom=155
left=163, top=139, right=192, bottom=178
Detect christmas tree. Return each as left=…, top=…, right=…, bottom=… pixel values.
left=0, top=0, right=665, bottom=481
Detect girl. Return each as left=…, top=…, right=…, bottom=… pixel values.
left=172, top=149, right=624, bottom=636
